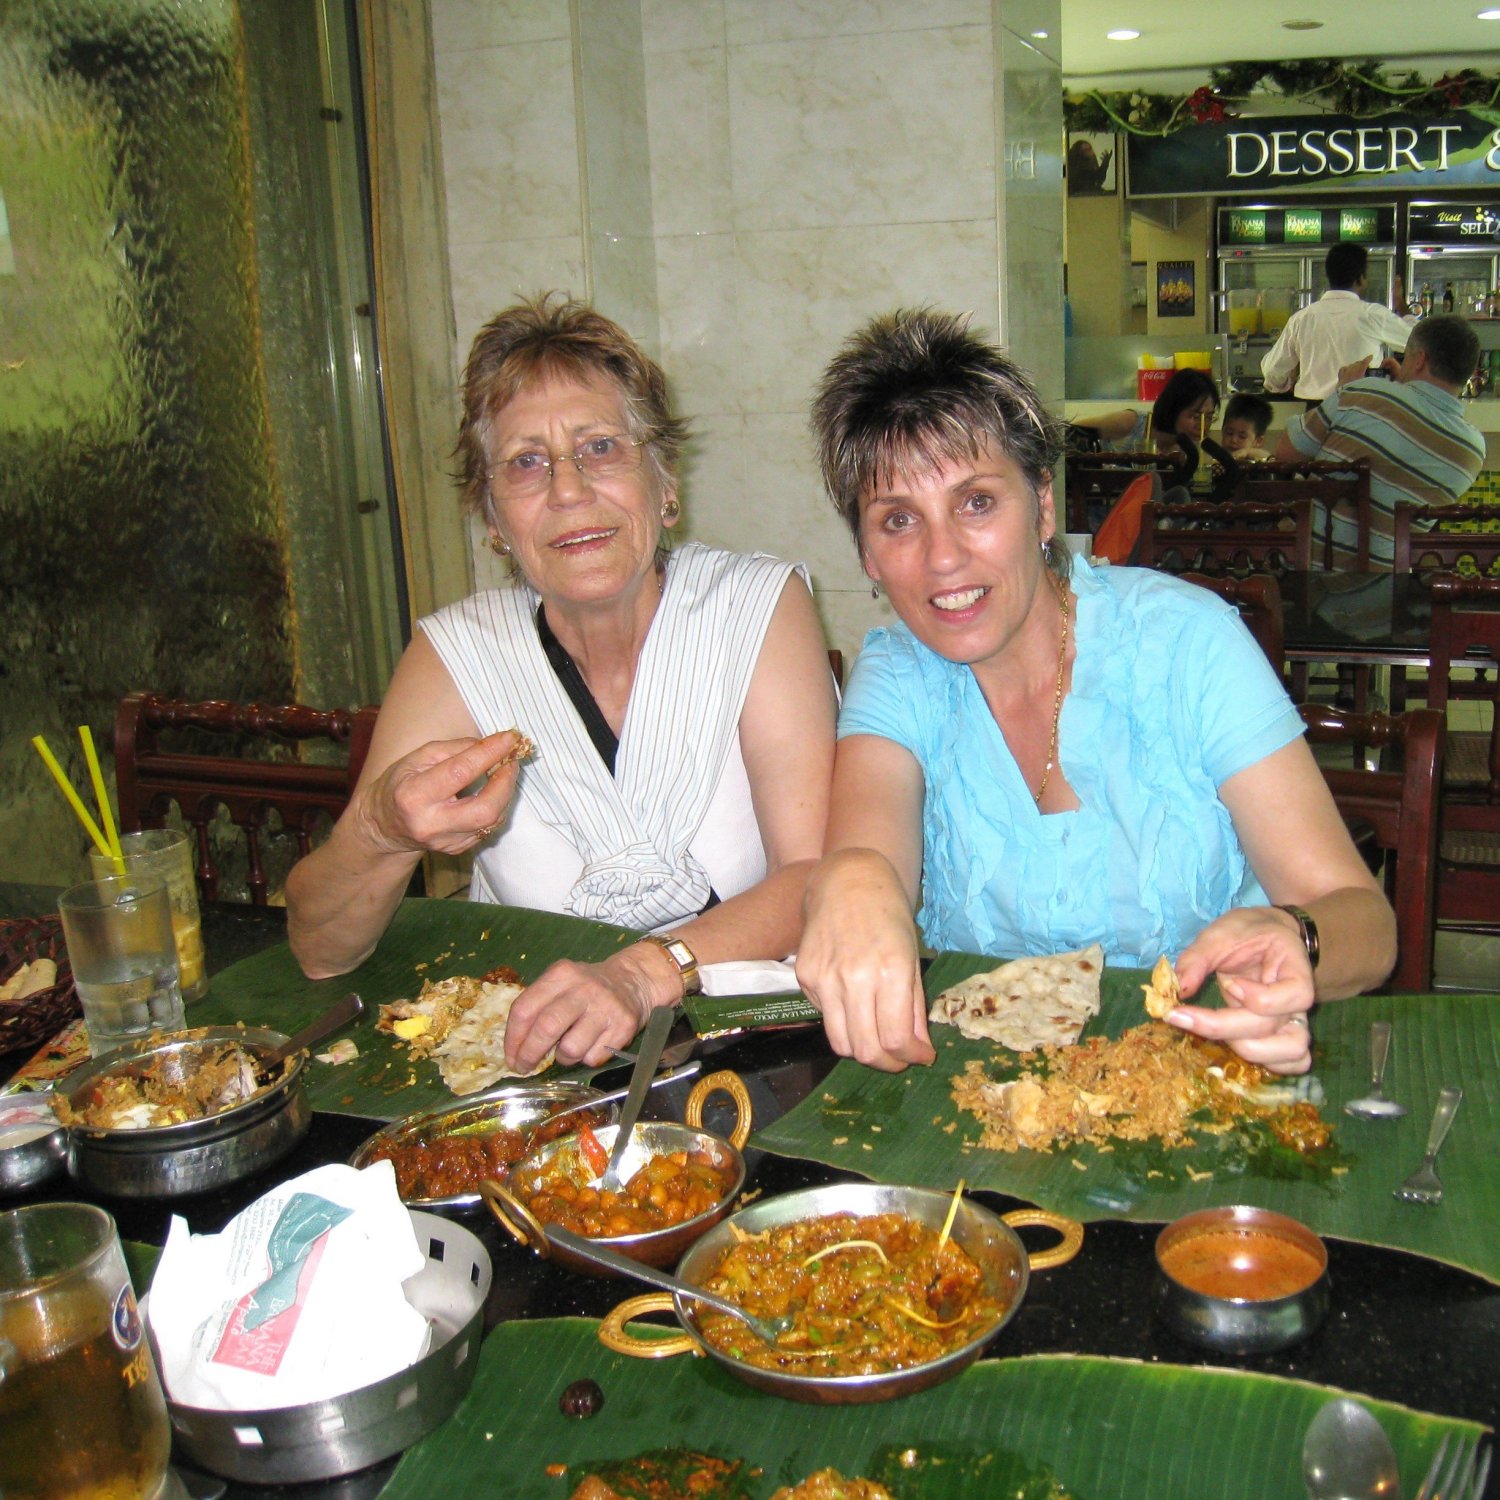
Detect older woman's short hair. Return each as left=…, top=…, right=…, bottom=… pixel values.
left=455, top=292, right=689, bottom=519
left=810, top=308, right=1067, bottom=577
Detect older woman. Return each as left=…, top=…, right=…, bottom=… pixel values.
left=287, top=295, right=836, bottom=1070
left=795, top=309, right=1394, bottom=1075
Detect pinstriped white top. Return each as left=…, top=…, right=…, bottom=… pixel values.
left=419, top=543, right=801, bottom=931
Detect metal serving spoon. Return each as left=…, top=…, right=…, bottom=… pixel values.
left=1302, top=1397, right=1401, bottom=1500
left=255, top=992, right=363, bottom=1085
left=545, top=1225, right=793, bottom=1344
left=1345, top=1021, right=1407, bottom=1121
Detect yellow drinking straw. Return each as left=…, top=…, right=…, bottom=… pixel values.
left=30, top=734, right=115, bottom=863
left=79, top=724, right=125, bottom=872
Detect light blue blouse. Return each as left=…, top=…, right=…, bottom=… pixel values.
left=838, top=558, right=1304, bottom=966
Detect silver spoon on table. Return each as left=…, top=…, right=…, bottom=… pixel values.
left=1345, top=1020, right=1407, bottom=1121
left=1302, top=1397, right=1401, bottom=1500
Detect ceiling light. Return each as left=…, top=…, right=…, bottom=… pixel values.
left=1281, top=18, right=1324, bottom=28
left=1479, top=7, right=1500, bottom=17
left=1106, top=29, right=1141, bottom=41
left=1031, top=29, right=1049, bottom=38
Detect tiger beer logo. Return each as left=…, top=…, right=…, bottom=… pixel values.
left=112, top=1282, right=143, bottom=1351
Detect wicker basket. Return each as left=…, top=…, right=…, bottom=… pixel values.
left=0, top=916, right=80, bottom=1057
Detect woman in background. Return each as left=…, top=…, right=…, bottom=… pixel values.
left=1068, top=367, right=1219, bottom=455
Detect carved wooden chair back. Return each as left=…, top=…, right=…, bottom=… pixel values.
left=1062, top=451, right=1180, bottom=534
left=1179, top=572, right=1285, bottom=676
left=114, top=692, right=378, bottom=904
left=1229, top=459, right=1371, bottom=569
left=1299, top=704, right=1444, bottom=992
left=1138, top=498, right=1314, bottom=577
left=1393, top=504, right=1500, bottom=578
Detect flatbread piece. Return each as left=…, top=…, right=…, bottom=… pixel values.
left=432, top=979, right=554, bottom=1094
left=928, top=943, right=1104, bottom=1052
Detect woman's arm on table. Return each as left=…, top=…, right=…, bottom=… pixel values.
left=1069, top=409, right=1140, bottom=443
left=794, top=733, right=934, bottom=1073
left=1172, top=737, right=1396, bottom=1074
left=504, top=576, right=838, bottom=1071
left=285, top=634, right=524, bottom=978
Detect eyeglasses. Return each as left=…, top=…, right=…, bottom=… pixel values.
left=490, top=433, right=649, bottom=497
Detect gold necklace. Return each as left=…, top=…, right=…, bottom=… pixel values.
left=1034, top=573, right=1071, bottom=806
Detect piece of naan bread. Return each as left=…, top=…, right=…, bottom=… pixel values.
left=928, top=943, right=1104, bottom=1051
left=431, top=978, right=554, bottom=1095
left=376, top=967, right=522, bottom=1057
left=1141, top=954, right=1180, bottom=1020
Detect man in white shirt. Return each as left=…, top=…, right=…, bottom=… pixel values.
left=1261, top=243, right=1416, bottom=402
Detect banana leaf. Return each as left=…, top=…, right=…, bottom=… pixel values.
left=754, top=954, right=1500, bottom=1286
left=381, top=1317, right=1479, bottom=1500
left=191, top=900, right=639, bottom=1120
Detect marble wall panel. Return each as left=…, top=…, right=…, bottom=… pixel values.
left=655, top=232, right=741, bottom=416
left=436, top=39, right=581, bottom=248
left=724, top=0, right=986, bottom=45
left=642, top=0, right=727, bottom=53
left=644, top=46, right=732, bottom=236
left=733, top=222, right=1000, bottom=415
left=449, top=236, right=587, bottom=362
left=726, top=26, right=994, bottom=232
left=430, top=0, right=569, bottom=55
left=591, top=233, right=660, bottom=351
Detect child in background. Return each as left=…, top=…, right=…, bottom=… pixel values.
left=1219, top=393, right=1273, bottom=462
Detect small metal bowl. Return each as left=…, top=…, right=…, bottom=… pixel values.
left=350, top=1080, right=618, bottom=1213
left=486, top=1069, right=754, bottom=1273
left=1155, top=1204, right=1329, bottom=1355
left=0, top=1096, right=68, bottom=1194
left=58, top=1027, right=310, bottom=1199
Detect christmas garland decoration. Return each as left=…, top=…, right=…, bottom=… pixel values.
left=1066, top=60, right=1500, bottom=138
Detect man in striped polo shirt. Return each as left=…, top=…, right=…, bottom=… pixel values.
left=1274, top=314, right=1483, bottom=569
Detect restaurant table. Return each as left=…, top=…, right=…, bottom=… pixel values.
left=4, top=891, right=1496, bottom=1498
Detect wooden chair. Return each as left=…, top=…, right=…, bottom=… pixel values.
left=1424, top=575, right=1500, bottom=935
left=1393, top=504, right=1500, bottom=579
left=1180, top=572, right=1284, bottom=675
left=1230, top=459, right=1371, bottom=569
left=115, top=693, right=379, bottom=904
left=1299, top=704, right=1445, bottom=993
left=1137, top=499, right=1314, bottom=578
left=1063, top=451, right=1180, bottom=534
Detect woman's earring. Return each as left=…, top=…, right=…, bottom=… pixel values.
left=870, top=581, right=881, bottom=599
left=488, top=535, right=510, bottom=558
left=661, top=497, right=680, bottom=523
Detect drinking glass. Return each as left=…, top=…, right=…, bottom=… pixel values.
left=0, top=1201, right=172, bottom=1500
left=90, top=829, right=207, bottom=1002
left=58, top=877, right=186, bottom=1057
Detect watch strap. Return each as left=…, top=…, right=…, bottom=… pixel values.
left=640, top=934, right=702, bottom=997
left=1276, top=905, right=1320, bottom=970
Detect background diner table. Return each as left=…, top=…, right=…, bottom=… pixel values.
left=2, top=887, right=1495, bottom=1499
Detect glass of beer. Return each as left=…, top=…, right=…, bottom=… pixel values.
left=0, top=1202, right=172, bottom=1500
left=91, top=829, right=208, bottom=1002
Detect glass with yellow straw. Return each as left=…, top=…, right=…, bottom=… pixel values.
left=32, top=728, right=208, bottom=1002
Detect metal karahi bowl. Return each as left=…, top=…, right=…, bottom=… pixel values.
left=152, top=1211, right=491, bottom=1484
left=0, top=1096, right=68, bottom=1195
left=1155, top=1204, right=1329, bottom=1355
left=349, top=1079, right=619, bottom=1212
left=486, top=1068, right=755, bottom=1274
left=58, top=1026, right=310, bottom=1199
left=599, top=1182, right=1082, bottom=1404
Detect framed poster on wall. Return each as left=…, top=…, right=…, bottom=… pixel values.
left=1065, top=132, right=1116, bottom=195
left=1156, top=260, right=1195, bottom=318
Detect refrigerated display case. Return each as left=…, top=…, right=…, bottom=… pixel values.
left=1216, top=203, right=1398, bottom=393
left=1406, top=202, right=1500, bottom=316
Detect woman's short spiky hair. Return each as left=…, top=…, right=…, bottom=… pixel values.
left=811, top=308, right=1065, bottom=556
left=454, top=292, right=690, bottom=521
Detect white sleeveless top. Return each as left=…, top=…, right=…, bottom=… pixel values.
left=419, top=543, right=801, bottom=931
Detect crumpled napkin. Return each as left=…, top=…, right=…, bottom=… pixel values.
left=698, top=959, right=801, bottom=996
left=148, top=1161, right=430, bottom=1411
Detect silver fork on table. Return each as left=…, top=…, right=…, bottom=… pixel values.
left=1394, top=1086, right=1463, bottom=1205
left=1416, top=1430, right=1491, bottom=1500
